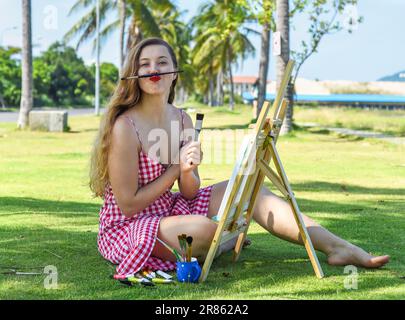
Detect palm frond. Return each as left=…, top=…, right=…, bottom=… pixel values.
left=64, top=0, right=115, bottom=49
left=68, top=0, right=94, bottom=16
left=139, top=3, right=162, bottom=37
left=91, top=19, right=120, bottom=54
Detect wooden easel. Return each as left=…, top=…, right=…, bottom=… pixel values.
left=199, top=60, right=324, bottom=282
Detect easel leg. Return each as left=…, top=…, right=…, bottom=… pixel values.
left=268, top=140, right=325, bottom=279
left=233, top=141, right=271, bottom=262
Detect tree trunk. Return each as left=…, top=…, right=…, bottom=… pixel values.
left=227, top=48, right=235, bottom=111
left=216, top=69, right=224, bottom=106
left=0, top=95, right=5, bottom=109
left=18, top=0, right=33, bottom=129
left=208, top=62, right=215, bottom=106
left=256, top=21, right=270, bottom=119
left=276, top=0, right=292, bottom=135
left=126, top=18, right=142, bottom=51
left=209, top=78, right=215, bottom=107
left=203, top=94, right=208, bottom=105
left=178, top=86, right=185, bottom=104
left=119, top=0, right=127, bottom=71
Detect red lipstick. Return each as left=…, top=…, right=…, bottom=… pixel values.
left=150, top=75, right=161, bottom=82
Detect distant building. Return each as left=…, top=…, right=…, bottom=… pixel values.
left=227, top=76, right=271, bottom=97
left=232, top=76, right=258, bottom=96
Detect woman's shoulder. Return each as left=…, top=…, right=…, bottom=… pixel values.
left=171, top=104, right=192, bottom=121
left=173, top=106, right=194, bottom=129
left=112, top=113, right=135, bottom=134
left=111, top=112, right=141, bottom=151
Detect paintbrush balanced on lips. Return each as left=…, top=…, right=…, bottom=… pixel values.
left=120, top=70, right=183, bottom=81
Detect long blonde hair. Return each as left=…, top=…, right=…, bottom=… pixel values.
left=89, top=38, right=179, bottom=198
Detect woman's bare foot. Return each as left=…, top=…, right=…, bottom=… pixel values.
left=327, top=243, right=390, bottom=268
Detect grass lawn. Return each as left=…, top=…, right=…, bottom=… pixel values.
left=294, top=105, right=405, bottom=137
left=0, top=103, right=404, bottom=300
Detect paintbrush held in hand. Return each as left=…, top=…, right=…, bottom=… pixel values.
left=190, top=113, right=204, bottom=166
left=194, top=113, right=204, bottom=141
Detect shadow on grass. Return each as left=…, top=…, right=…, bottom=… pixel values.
left=289, top=180, right=405, bottom=197
left=196, top=234, right=400, bottom=299
left=293, top=124, right=368, bottom=142
left=0, top=197, right=100, bottom=219
left=0, top=223, right=400, bottom=300
left=204, top=124, right=251, bottom=130
left=0, top=194, right=403, bottom=299
left=66, top=128, right=98, bottom=134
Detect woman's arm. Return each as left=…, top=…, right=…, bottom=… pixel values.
left=177, top=112, right=202, bottom=200
left=108, top=117, right=180, bottom=218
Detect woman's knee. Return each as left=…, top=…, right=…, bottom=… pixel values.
left=191, top=215, right=217, bottom=244
left=186, top=216, right=217, bottom=256
left=207, top=180, right=229, bottom=218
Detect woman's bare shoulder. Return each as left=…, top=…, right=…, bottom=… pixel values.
left=111, top=113, right=141, bottom=152
left=171, top=104, right=192, bottom=122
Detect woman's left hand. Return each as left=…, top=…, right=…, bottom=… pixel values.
left=179, top=141, right=202, bottom=174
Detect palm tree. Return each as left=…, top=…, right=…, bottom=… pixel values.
left=65, top=0, right=195, bottom=104
left=275, top=0, right=293, bottom=134
left=118, top=0, right=127, bottom=70
left=64, top=0, right=174, bottom=65
left=216, top=69, right=224, bottom=106
left=64, top=0, right=118, bottom=52
left=124, top=0, right=174, bottom=50
left=192, top=0, right=257, bottom=110
left=256, top=0, right=275, bottom=119
left=18, top=0, right=33, bottom=129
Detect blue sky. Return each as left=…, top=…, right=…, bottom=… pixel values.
left=0, top=0, right=404, bottom=81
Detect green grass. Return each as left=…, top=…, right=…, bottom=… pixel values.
left=1, top=104, right=404, bottom=299
left=294, top=105, right=405, bottom=137
left=0, top=107, right=18, bottom=112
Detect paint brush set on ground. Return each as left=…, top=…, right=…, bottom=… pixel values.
left=112, top=235, right=199, bottom=286
left=113, top=269, right=174, bottom=287
left=176, top=234, right=202, bottom=283
left=156, top=235, right=201, bottom=283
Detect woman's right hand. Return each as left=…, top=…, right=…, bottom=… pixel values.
left=179, top=141, right=202, bottom=174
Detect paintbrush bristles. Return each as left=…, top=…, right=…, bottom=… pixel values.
left=193, top=113, right=204, bottom=150
left=186, top=236, right=193, bottom=262
left=177, top=234, right=194, bottom=262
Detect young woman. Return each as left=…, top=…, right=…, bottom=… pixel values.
left=89, top=38, right=389, bottom=276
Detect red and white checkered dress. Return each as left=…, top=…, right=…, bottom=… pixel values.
left=97, top=109, right=213, bottom=276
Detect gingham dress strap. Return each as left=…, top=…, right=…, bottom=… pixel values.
left=123, top=115, right=143, bottom=148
